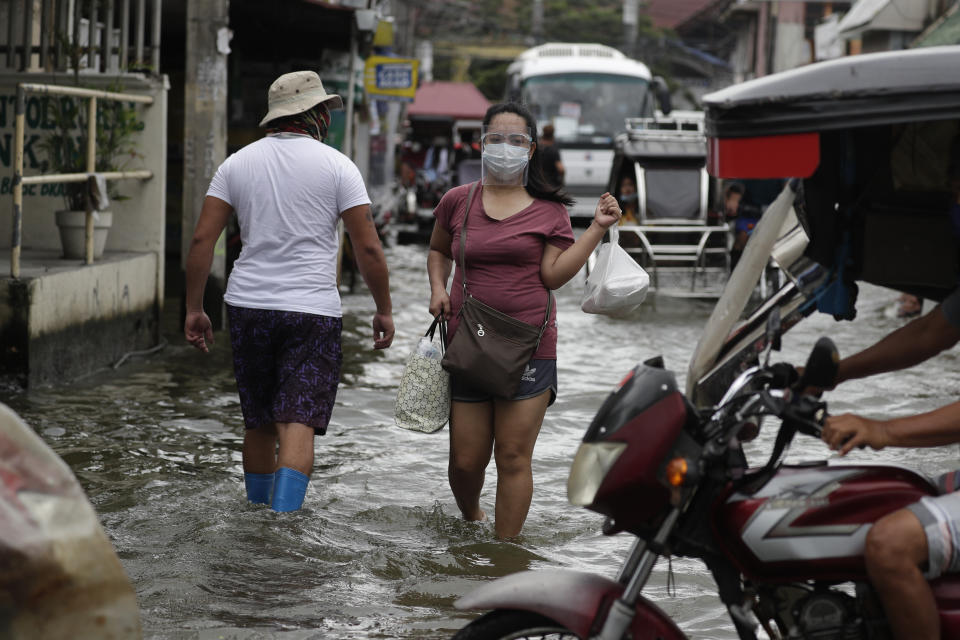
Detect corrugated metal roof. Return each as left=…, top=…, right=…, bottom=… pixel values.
left=703, top=45, right=960, bottom=137
left=406, top=82, right=492, bottom=120
left=644, top=0, right=718, bottom=29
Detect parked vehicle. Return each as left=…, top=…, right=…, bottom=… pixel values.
left=606, top=110, right=729, bottom=297
left=396, top=82, right=489, bottom=244
left=452, top=45, right=960, bottom=640
left=395, top=126, right=485, bottom=245
left=688, top=44, right=960, bottom=404
left=373, top=180, right=415, bottom=236
left=506, top=42, right=671, bottom=223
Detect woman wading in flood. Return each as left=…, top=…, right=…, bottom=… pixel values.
left=427, top=102, right=622, bottom=538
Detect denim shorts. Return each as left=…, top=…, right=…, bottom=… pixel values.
left=907, top=470, right=960, bottom=579
left=450, top=358, right=557, bottom=406
left=226, top=304, right=342, bottom=435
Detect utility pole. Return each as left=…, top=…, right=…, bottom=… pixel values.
left=532, top=0, right=544, bottom=45
left=623, top=0, right=638, bottom=59
left=756, top=0, right=770, bottom=76
left=345, top=18, right=357, bottom=159
left=183, top=0, right=230, bottom=328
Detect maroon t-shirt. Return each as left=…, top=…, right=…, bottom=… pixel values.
left=434, top=183, right=575, bottom=359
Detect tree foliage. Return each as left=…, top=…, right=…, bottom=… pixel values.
left=415, top=0, right=664, bottom=51
left=519, top=0, right=657, bottom=50
left=413, top=0, right=669, bottom=92
left=469, top=59, right=512, bottom=101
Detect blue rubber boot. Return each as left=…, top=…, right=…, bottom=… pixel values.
left=244, top=472, right=274, bottom=505
left=271, top=467, right=310, bottom=512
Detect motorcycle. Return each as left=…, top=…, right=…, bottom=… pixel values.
left=451, top=327, right=960, bottom=639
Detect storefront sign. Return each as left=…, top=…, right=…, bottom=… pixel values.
left=363, top=56, right=418, bottom=102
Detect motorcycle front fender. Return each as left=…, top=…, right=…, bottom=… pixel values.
left=455, top=569, right=687, bottom=640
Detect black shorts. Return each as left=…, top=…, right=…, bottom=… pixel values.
left=226, top=304, right=342, bottom=435
left=450, top=358, right=557, bottom=406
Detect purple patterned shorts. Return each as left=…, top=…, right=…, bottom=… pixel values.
left=226, top=304, right=342, bottom=435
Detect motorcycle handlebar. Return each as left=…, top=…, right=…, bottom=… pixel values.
left=782, top=394, right=827, bottom=439
left=764, top=362, right=830, bottom=437
left=783, top=393, right=867, bottom=450
left=712, top=363, right=829, bottom=450
left=768, top=363, right=799, bottom=390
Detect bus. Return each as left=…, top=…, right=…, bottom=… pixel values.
left=506, top=42, right=669, bottom=221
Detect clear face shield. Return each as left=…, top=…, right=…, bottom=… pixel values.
left=480, top=126, right=533, bottom=187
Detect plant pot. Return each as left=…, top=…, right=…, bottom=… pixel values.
left=55, top=210, right=113, bottom=259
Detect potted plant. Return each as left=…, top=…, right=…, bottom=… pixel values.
left=38, top=85, right=144, bottom=260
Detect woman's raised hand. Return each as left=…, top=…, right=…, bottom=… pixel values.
left=593, top=192, right=622, bottom=228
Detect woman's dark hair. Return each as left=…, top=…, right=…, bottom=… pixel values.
left=483, top=102, right=574, bottom=207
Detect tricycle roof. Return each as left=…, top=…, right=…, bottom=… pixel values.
left=703, top=46, right=960, bottom=138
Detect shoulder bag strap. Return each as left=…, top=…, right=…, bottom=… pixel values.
left=458, top=180, right=552, bottom=344
left=458, top=181, right=480, bottom=300
left=535, top=292, right=553, bottom=347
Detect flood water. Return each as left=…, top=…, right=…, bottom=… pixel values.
left=3, top=240, right=959, bottom=640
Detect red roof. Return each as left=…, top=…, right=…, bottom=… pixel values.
left=406, top=81, right=492, bottom=120
left=644, top=0, right=718, bottom=29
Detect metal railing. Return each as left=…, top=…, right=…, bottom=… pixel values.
left=624, top=112, right=706, bottom=141
left=11, top=82, right=153, bottom=277
left=1, top=0, right=161, bottom=73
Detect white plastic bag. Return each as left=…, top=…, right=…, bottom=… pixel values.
left=581, top=226, right=649, bottom=315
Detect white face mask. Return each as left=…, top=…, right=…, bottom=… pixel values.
left=482, top=143, right=529, bottom=181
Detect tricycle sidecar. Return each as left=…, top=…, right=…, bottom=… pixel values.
left=689, top=45, right=960, bottom=406
left=607, top=111, right=730, bottom=298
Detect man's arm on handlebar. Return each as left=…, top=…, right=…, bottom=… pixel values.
left=824, top=401, right=960, bottom=456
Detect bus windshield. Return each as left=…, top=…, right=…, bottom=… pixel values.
left=521, top=73, right=651, bottom=145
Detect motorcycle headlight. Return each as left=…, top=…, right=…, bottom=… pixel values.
left=567, top=442, right=627, bottom=506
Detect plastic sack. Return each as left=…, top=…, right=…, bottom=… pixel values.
left=581, top=226, right=650, bottom=315
left=395, top=316, right=450, bottom=433
left=0, top=402, right=141, bottom=639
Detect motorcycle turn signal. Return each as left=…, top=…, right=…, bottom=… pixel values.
left=665, top=456, right=699, bottom=488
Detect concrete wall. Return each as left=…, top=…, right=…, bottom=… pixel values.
left=773, top=2, right=811, bottom=73
left=0, top=252, right=160, bottom=387
left=24, top=253, right=158, bottom=335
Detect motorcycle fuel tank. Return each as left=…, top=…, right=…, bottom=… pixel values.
left=714, top=464, right=936, bottom=582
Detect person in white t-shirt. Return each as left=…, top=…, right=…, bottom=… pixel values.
left=184, top=71, right=394, bottom=512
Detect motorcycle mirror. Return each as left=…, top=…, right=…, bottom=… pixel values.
left=797, top=337, right=839, bottom=390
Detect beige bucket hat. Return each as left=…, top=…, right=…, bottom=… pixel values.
left=259, top=70, right=343, bottom=127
